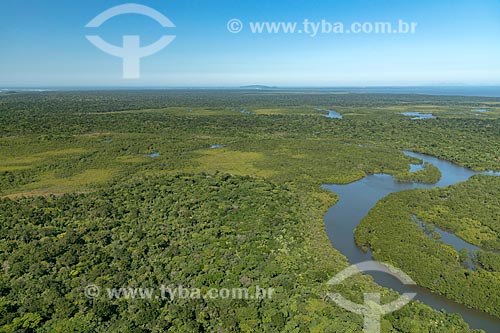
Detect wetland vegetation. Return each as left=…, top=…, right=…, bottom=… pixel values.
left=1, top=90, right=500, bottom=332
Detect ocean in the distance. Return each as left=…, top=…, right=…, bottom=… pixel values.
left=243, top=86, right=500, bottom=98
left=335, top=86, right=500, bottom=98
left=1, top=86, right=500, bottom=98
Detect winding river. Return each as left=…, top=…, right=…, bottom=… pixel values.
left=323, top=151, right=500, bottom=333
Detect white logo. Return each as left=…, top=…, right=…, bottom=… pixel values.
left=227, top=19, right=243, bottom=33
left=85, top=3, right=176, bottom=79
left=327, top=261, right=417, bottom=333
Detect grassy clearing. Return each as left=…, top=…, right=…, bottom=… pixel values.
left=8, top=169, right=116, bottom=194
left=188, top=148, right=276, bottom=178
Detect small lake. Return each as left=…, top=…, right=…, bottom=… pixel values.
left=145, top=152, right=160, bottom=158
left=323, top=110, right=343, bottom=119
left=402, top=112, right=436, bottom=120
left=323, top=150, right=500, bottom=332
left=473, top=109, right=490, bottom=117
left=210, top=144, right=224, bottom=149
left=409, top=163, right=425, bottom=172
left=316, top=108, right=343, bottom=119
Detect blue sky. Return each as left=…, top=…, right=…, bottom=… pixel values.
left=1, top=0, right=499, bottom=87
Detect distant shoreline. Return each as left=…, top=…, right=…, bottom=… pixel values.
left=1, top=86, right=499, bottom=98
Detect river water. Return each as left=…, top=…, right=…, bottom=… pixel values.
left=323, top=151, right=500, bottom=332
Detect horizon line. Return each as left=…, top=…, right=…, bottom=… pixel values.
left=2, top=84, right=500, bottom=89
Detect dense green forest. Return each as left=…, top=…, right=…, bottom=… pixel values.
left=1, top=90, right=499, bottom=332
left=0, top=173, right=477, bottom=332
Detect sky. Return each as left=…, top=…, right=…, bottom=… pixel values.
left=0, top=0, right=500, bottom=87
